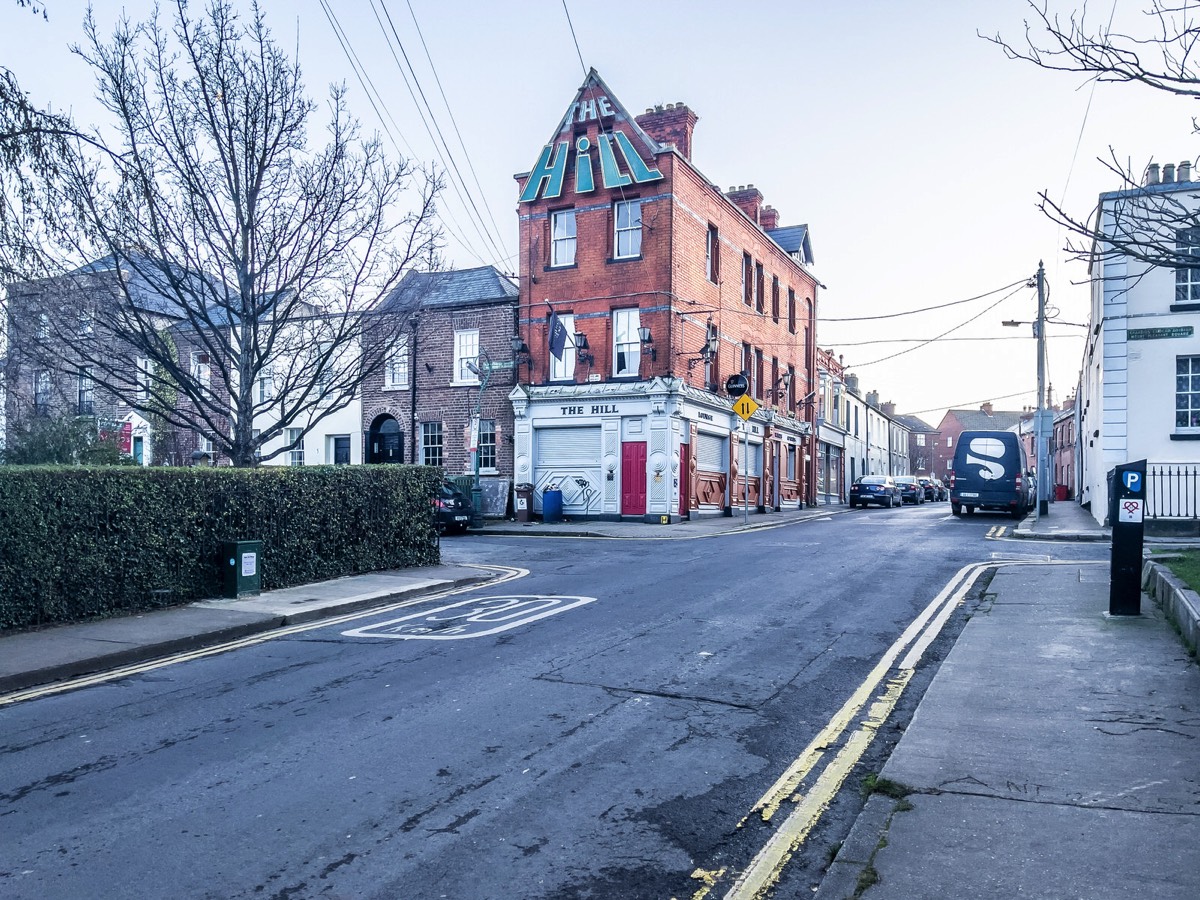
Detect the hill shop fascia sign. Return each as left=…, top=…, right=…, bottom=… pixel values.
left=519, top=93, right=663, bottom=204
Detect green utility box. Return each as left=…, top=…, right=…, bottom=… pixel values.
left=221, top=540, right=263, bottom=598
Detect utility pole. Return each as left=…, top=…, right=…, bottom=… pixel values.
left=1036, top=261, right=1049, bottom=518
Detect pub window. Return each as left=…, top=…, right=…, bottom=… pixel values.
left=787, top=287, right=796, bottom=333
left=755, top=262, right=765, bottom=313
left=771, top=276, right=780, bottom=322
left=706, top=224, right=720, bottom=283
left=742, top=253, right=752, bottom=305
left=551, top=209, right=577, bottom=267
left=614, top=199, right=642, bottom=258
left=613, top=308, right=641, bottom=377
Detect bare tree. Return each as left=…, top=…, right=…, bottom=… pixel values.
left=985, top=1, right=1200, bottom=271
left=10, top=0, right=442, bottom=466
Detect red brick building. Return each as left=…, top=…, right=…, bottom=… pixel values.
left=931, top=403, right=1026, bottom=481
left=510, top=70, right=819, bottom=521
left=361, top=267, right=518, bottom=515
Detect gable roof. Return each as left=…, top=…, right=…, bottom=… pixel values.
left=768, top=224, right=815, bottom=266
left=893, top=414, right=937, bottom=433
left=945, top=408, right=1025, bottom=431
left=380, top=266, right=518, bottom=313
left=534, top=67, right=664, bottom=162
left=72, top=252, right=221, bottom=317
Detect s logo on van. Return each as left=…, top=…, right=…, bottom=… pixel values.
left=965, top=437, right=1007, bottom=481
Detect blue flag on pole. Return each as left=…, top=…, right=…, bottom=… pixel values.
left=549, top=310, right=568, bottom=360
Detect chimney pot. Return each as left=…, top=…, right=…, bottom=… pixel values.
left=1146, top=162, right=1161, bottom=185
left=1164, top=162, right=1177, bottom=183
left=1180, top=161, right=1193, bottom=182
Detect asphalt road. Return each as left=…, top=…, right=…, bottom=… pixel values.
left=0, top=503, right=1101, bottom=899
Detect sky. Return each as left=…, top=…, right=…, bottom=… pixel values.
left=3, top=0, right=1194, bottom=428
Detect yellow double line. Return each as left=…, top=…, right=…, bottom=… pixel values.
left=986, top=525, right=1009, bottom=539
left=688, top=561, right=999, bottom=900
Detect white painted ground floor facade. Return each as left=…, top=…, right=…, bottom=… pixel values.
left=509, top=377, right=811, bottom=523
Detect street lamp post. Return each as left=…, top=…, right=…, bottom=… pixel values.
left=1035, top=261, right=1049, bottom=517
left=465, top=351, right=492, bottom=529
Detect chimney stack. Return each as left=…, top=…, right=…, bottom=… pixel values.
left=981, top=401, right=994, bottom=415
left=866, top=390, right=880, bottom=409
left=1180, top=160, right=1193, bottom=183
left=1164, top=162, right=1177, bottom=183
left=845, top=373, right=860, bottom=396
left=635, top=102, right=699, bottom=161
left=1146, top=163, right=1161, bottom=186
left=759, top=205, right=779, bottom=231
left=725, top=184, right=764, bottom=225
left=881, top=401, right=896, bottom=417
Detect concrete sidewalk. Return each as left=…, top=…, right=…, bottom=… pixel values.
left=816, top=560, right=1200, bottom=899
left=0, top=565, right=494, bottom=696
left=1012, top=496, right=1111, bottom=541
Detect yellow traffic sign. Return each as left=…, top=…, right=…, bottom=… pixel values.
left=732, top=395, right=759, bottom=421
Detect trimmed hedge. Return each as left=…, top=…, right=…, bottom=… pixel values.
left=0, top=464, right=444, bottom=631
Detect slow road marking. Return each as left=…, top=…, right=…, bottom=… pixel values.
left=0, top=565, right=527, bottom=707
left=341, top=595, right=596, bottom=640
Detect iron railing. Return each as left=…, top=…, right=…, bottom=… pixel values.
left=1147, top=463, right=1200, bottom=520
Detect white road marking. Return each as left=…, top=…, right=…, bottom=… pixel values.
left=341, top=595, right=596, bottom=640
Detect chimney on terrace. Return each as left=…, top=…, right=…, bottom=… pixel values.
left=635, top=102, right=699, bottom=161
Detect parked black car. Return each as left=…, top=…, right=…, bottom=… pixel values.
left=433, top=480, right=472, bottom=534
left=895, top=475, right=925, bottom=504
left=850, top=475, right=902, bottom=508
left=918, top=476, right=937, bottom=502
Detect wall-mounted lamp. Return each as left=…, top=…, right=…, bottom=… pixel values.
left=638, top=326, right=656, bottom=361
left=511, top=335, right=533, bottom=378
left=574, top=331, right=594, bottom=366
left=766, top=370, right=793, bottom=402
left=686, top=327, right=721, bottom=371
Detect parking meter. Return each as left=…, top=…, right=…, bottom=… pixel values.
left=1109, top=459, right=1146, bottom=616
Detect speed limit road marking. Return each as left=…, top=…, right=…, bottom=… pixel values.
left=341, top=595, right=596, bottom=640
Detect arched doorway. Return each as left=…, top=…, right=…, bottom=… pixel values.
left=368, top=414, right=403, bottom=464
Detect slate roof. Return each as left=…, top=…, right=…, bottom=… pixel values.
left=72, top=253, right=224, bottom=318
left=945, top=408, right=1025, bottom=431
left=893, top=414, right=938, bottom=433
left=380, top=266, right=518, bottom=312
left=767, top=224, right=814, bottom=266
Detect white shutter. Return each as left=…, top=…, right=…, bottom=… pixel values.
left=695, top=432, right=727, bottom=472
left=536, top=426, right=601, bottom=465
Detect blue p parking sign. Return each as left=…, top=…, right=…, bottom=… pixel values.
left=1122, top=471, right=1142, bottom=493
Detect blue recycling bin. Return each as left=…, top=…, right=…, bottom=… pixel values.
left=543, top=488, right=563, bottom=523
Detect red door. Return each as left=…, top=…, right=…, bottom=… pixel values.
left=679, top=442, right=691, bottom=518
left=621, top=441, right=647, bottom=516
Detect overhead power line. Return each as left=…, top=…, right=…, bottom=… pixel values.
left=847, top=283, right=1029, bottom=368
left=818, top=278, right=1031, bottom=322
left=372, top=0, right=511, bottom=266
left=905, top=389, right=1038, bottom=418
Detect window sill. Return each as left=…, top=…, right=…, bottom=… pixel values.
left=607, top=255, right=643, bottom=265
left=450, top=380, right=482, bottom=388
left=545, top=263, right=577, bottom=272
left=1171, top=302, right=1200, bottom=312
left=381, top=384, right=409, bottom=392
left=1170, top=432, right=1200, bottom=440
